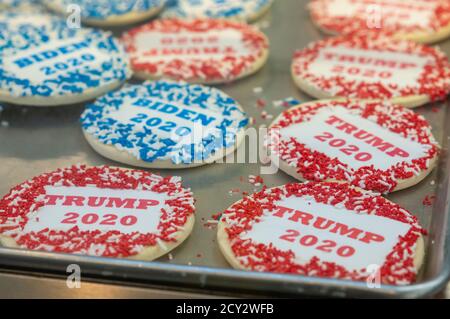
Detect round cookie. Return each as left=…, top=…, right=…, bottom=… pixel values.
left=309, top=0, right=450, bottom=44
left=81, top=80, right=249, bottom=168
left=265, top=99, right=439, bottom=194
left=121, top=19, right=269, bottom=84
left=291, top=34, right=450, bottom=108
left=0, top=13, right=131, bottom=106
left=0, top=165, right=195, bottom=260
left=43, top=0, right=166, bottom=27
left=162, top=0, right=274, bottom=22
left=217, top=181, right=426, bottom=285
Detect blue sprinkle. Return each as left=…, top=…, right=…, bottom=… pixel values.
left=81, top=80, right=249, bottom=165
left=43, top=0, right=166, bottom=20
left=163, top=0, right=273, bottom=20
left=0, top=13, right=131, bottom=99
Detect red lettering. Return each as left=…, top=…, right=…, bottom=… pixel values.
left=62, top=196, right=85, bottom=207
left=312, top=217, right=335, bottom=230
left=45, top=195, right=64, bottom=205
left=289, top=210, right=313, bottom=225
left=136, top=199, right=159, bottom=210
left=353, top=129, right=373, bottom=140
left=272, top=205, right=293, bottom=218
left=324, top=52, right=336, bottom=60
left=336, top=122, right=358, bottom=134
left=329, top=223, right=363, bottom=239
left=386, top=147, right=409, bottom=158
left=365, top=136, right=394, bottom=152
left=325, top=115, right=343, bottom=126
left=106, top=198, right=136, bottom=209
left=359, top=232, right=385, bottom=244
left=87, top=197, right=107, bottom=207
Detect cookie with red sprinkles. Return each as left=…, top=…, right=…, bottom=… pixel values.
left=265, top=99, right=439, bottom=193
left=291, top=34, right=450, bottom=108
left=121, top=19, right=269, bottom=84
left=0, top=165, right=195, bottom=260
left=217, top=182, right=426, bottom=285
left=309, top=0, right=450, bottom=44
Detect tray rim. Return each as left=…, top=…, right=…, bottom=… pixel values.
left=1, top=0, right=450, bottom=299
left=0, top=110, right=449, bottom=298
left=0, top=243, right=449, bottom=298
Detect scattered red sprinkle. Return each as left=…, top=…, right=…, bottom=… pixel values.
left=248, top=175, right=264, bottom=186
left=257, top=98, right=267, bottom=108
left=423, top=195, right=436, bottom=206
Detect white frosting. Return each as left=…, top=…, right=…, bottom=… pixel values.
left=324, top=0, right=438, bottom=29
left=23, top=186, right=168, bottom=234
left=280, top=107, right=429, bottom=170
left=133, top=29, right=252, bottom=63
left=3, top=37, right=110, bottom=85
left=107, top=95, right=234, bottom=149
left=242, top=195, right=411, bottom=271
left=307, top=45, right=432, bottom=89
left=0, top=13, right=53, bottom=28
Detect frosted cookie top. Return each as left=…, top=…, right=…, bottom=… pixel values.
left=266, top=100, right=439, bottom=193
left=0, top=13, right=131, bottom=99
left=121, top=19, right=269, bottom=83
left=291, top=34, right=450, bottom=103
left=81, top=80, right=249, bottom=165
left=162, top=0, right=273, bottom=21
left=0, top=165, right=195, bottom=257
left=43, top=0, right=166, bottom=20
left=0, top=0, right=42, bottom=10
left=309, top=0, right=450, bottom=37
left=219, top=182, right=425, bottom=285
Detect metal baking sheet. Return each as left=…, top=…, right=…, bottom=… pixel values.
left=0, top=0, right=449, bottom=298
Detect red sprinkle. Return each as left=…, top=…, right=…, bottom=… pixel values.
left=220, top=182, right=426, bottom=285
left=291, top=34, right=450, bottom=102
left=266, top=99, right=439, bottom=193
left=122, top=19, right=269, bottom=83
left=0, top=165, right=195, bottom=258
left=422, top=195, right=436, bottom=206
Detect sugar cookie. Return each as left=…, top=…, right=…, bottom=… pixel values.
left=217, top=182, right=425, bottom=285
left=43, top=0, right=166, bottom=26
left=121, top=19, right=269, bottom=84
left=265, top=99, right=439, bottom=193
left=0, top=165, right=195, bottom=260
left=309, top=0, right=450, bottom=44
left=291, top=34, right=450, bottom=108
left=0, top=13, right=131, bottom=106
left=81, top=80, right=249, bottom=168
left=162, top=0, right=274, bottom=22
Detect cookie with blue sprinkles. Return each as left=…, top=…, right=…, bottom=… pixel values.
left=81, top=80, right=249, bottom=168
left=43, top=0, right=166, bottom=26
left=162, top=0, right=274, bottom=22
left=0, top=13, right=131, bottom=106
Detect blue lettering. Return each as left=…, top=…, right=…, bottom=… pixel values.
left=159, top=104, right=178, bottom=114
left=12, top=40, right=90, bottom=68
left=13, top=57, right=33, bottom=68
left=176, top=109, right=196, bottom=121
left=193, top=113, right=216, bottom=126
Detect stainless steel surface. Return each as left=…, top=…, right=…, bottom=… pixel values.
left=0, top=272, right=229, bottom=298
left=0, top=0, right=450, bottom=298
